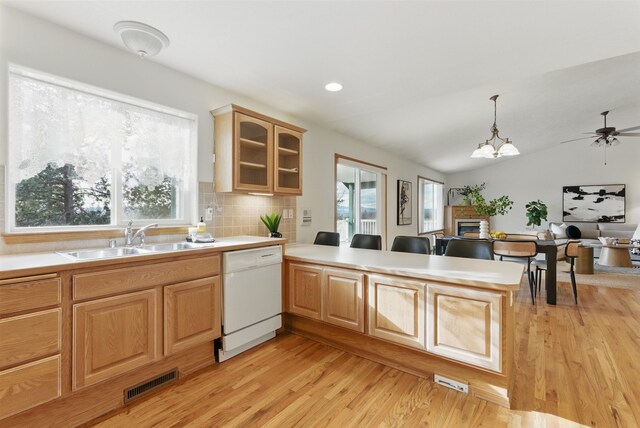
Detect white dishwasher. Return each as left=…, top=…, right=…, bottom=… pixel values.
left=218, top=245, right=282, bottom=362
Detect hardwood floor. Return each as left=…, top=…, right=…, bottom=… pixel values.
left=94, top=280, right=640, bottom=427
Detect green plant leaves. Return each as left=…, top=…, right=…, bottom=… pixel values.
left=260, top=212, right=282, bottom=232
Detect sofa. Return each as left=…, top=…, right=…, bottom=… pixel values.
left=548, top=222, right=640, bottom=261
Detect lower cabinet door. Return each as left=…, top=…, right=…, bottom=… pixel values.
left=323, top=269, right=364, bottom=332
left=287, top=263, right=323, bottom=320
left=0, top=355, right=61, bottom=419
left=426, top=283, right=502, bottom=372
left=164, top=277, right=221, bottom=356
left=367, top=275, right=426, bottom=350
left=73, top=289, right=159, bottom=390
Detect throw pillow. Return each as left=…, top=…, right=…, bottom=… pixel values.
left=566, top=225, right=581, bottom=239
left=551, top=223, right=568, bottom=239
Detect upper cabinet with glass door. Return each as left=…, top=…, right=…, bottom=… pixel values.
left=274, top=126, right=302, bottom=194
left=211, top=105, right=305, bottom=195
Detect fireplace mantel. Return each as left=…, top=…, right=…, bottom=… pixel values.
left=444, top=205, right=490, bottom=236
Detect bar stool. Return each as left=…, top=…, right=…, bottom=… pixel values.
left=350, top=234, right=382, bottom=250
left=313, top=231, right=340, bottom=247
left=391, top=236, right=431, bottom=255
left=444, top=238, right=494, bottom=260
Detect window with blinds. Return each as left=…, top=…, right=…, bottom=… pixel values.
left=7, top=65, right=197, bottom=231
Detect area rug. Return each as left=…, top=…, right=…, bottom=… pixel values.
left=555, top=261, right=639, bottom=290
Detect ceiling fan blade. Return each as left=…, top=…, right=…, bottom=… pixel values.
left=617, top=125, right=640, bottom=133
left=617, top=132, right=640, bottom=137
left=559, top=136, right=593, bottom=144
left=581, top=132, right=599, bottom=135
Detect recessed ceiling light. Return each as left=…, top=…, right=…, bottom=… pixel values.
left=325, top=82, right=343, bottom=92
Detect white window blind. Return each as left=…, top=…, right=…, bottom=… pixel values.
left=8, top=65, right=197, bottom=230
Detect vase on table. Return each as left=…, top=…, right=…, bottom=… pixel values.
left=479, top=220, right=490, bottom=239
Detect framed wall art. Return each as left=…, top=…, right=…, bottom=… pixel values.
left=397, top=180, right=412, bottom=225
left=562, top=184, right=625, bottom=223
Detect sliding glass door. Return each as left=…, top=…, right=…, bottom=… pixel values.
left=336, top=157, right=386, bottom=244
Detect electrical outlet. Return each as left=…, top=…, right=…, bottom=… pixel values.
left=288, top=209, right=294, bottom=218
left=205, top=207, right=213, bottom=221
left=282, top=209, right=288, bottom=219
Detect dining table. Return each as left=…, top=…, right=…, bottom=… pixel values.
left=435, top=236, right=560, bottom=305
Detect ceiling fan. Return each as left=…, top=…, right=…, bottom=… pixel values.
left=560, top=111, right=640, bottom=146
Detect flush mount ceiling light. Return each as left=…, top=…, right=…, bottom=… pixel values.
left=325, top=82, right=343, bottom=92
left=114, top=21, right=170, bottom=58
left=471, top=95, right=520, bottom=159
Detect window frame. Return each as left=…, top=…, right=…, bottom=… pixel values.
left=417, top=175, right=444, bottom=235
left=334, top=154, right=387, bottom=248
left=6, top=64, right=199, bottom=234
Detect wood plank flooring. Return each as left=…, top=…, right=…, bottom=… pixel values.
left=94, top=280, right=640, bottom=427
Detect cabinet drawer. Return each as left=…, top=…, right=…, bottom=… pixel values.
left=0, top=309, right=61, bottom=369
left=73, top=255, right=220, bottom=300
left=0, top=277, right=60, bottom=316
left=0, top=355, right=61, bottom=419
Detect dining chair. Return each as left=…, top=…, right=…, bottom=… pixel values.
left=444, top=238, right=494, bottom=260
left=533, top=240, right=580, bottom=304
left=313, top=231, right=340, bottom=247
left=493, top=240, right=538, bottom=304
left=350, top=234, right=382, bottom=250
left=390, top=236, right=431, bottom=255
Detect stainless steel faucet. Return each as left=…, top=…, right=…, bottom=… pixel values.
left=124, top=221, right=159, bottom=247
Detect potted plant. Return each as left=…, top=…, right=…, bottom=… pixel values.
left=525, top=200, right=548, bottom=228
left=469, top=191, right=514, bottom=239
left=260, top=212, right=282, bottom=238
left=458, top=183, right=486, bottom=205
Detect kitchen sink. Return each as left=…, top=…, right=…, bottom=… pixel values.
left=142, top=242, right=204, bottom=252
left=58, top=247, right=153, bottom=260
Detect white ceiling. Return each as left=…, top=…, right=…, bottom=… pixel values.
left=5, top=0, right=640, bottom=173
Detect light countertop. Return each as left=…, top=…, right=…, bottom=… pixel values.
left=285, top=244, right=524, bottom=291
left=0, top=236, right=285, bottom=281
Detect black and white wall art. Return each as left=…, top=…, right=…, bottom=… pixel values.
left=562, top=184, right=625, bottom=223
left=397, top=180, right=412, bottom=225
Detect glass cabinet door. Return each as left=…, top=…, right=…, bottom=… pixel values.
left=274, top=126, right=302, bottom=194
left=233, top=113, right=273, bottom=192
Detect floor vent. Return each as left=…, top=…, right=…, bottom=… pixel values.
left=124, top=369, right=178, bottom=404
left=434, top=374, right=468, bottom=393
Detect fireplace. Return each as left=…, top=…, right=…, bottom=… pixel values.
left=455, top=219, right=483, bottom=235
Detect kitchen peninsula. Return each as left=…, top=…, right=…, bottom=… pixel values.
left=283, top=244, right=523, bottom=408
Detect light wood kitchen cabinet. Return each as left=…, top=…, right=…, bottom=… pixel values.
left=0, top=276, right=60, bottom=316
left=0, top=355, right=61, bottom=419
left=0, top=309, right=61, bottom=369
left=211, top=104, right=305, bottom=195
left=426, top=283, right=502, bottom=372
left=367, top=274, right=426, bottom=350
left=73, top=289, right=159, bottom=390
left=323, top=268, right=364, bottom=332
left=274, top=125, right=302, bottom=195
left=164, top=277, right=221, bottom=356
left=0, top=274, right=62, bottom=419
left=287, top=263, right=323, bottom=320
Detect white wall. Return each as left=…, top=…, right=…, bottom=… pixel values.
left=0, top=5, right=443, bottom=252
left=446, top=141, right=640, bottom=232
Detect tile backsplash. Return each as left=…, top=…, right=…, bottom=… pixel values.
left=199, top=182, right=296, bottom=242
left=0, top=173, right=296, bottom=255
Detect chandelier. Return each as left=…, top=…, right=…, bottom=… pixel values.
left=471, top=95, right=520, bottom=159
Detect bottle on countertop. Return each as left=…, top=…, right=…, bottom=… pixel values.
left=197, top=216, right=207, bottom=234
